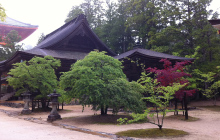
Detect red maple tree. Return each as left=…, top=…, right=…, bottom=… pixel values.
left=146, top=59, right=196, bottom=99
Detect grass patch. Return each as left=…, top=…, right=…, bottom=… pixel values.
left=116, top=128, right=188, bottom=138
left=199, top=106, right=220, bottom=112
left=166, top=115, right=199, bottom=122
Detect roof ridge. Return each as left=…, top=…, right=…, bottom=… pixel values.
left=43, top=14, right=85, bottom=41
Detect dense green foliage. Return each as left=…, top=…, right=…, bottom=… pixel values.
left=60, top=51, right=145, bottom=115
left=7, top=56, right=61, bottom=99
left=193, top=68, right=220, bottom=105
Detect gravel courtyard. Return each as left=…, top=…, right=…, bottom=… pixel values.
left=0, top=100, right=220, bottom=140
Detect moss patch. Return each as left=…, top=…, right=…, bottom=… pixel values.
left=116, top=128, right=188, bottom=138
left=166, top=115, right=199, bottom=122
left=200, top=106, right=220, bottom=112
left=62, top=115, right=134, bottom=125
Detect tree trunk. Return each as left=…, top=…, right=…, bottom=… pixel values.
left=101, top=106, right=108, bottom=115
left=38, top=100, right=40, bottom=108
left=32, top=100, right=35, bottom=112
left=158, top=125, right=162, bottom=130
left=214, top=96, right=216, bottom=106
left=41, top=99, right=47, bottom=110
left=182, top=100, right=184, bottom=116
left=184, top=92, right=188, bottom=120
left=104, top=106, right=108, bottom=115
left=101, top=106, right=105, bottom=115
left=47, top=100, right=50, bottom=108
left=174, top=99, right=178, bottom=115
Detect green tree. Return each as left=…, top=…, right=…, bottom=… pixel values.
left=194, top=68, right=220, bottom=105
left=65, top=0, right=105, bottom=29
left=118, top=72, right=185, bottom=130
left=7, top=56, right=61, bottom=109
left=1, top=30, right=23, bottom=60
left=64, top=5, right=83, bottom=23
left=0, top=3, right=6, bottom=21
left=37, top=33, right=46, bottom=45
left=151, top=0, right=220, bottom=73
left=95, top=0, right=134, bottom=54
left=60, top=51, right=145, bottom=115
left=124, top=0, right=168, bottom=49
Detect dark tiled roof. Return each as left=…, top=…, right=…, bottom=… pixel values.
left=208, top=19, right=220, bottom=25
left=114, top=48, right=194, bottom=61
left=0, top=17, right=38, bottom=28
left=35, top=16, right=79, bottom=49
left=23, top=48, right=88, bottom=60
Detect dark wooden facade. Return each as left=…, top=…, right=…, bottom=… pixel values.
left=115, top=47, right=194, bottom=81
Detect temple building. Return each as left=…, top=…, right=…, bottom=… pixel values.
left=209, top=19, right=220, bottom=34
left=0, top=14, right=194, bottom=101
left=0, top=17, right=38, bottom=45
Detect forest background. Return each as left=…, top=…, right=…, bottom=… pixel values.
left=62, top=0, right=220, bottom=74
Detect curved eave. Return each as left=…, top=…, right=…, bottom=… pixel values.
left=0, top=51, right=38, bottom=71
left=0, top=50, right=79, bottom=72
left=208, top=19, right=220, bottom=25
left=0, top=51, right=21, bottom=71
left=115, top=48, right=195, bottom=62
left=0, top=24, right=38, bottom=29
left=131, top=51, right=194, bottom=62
left=208, top=19, right=220, bottom=30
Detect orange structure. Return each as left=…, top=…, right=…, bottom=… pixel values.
left=0, top=17, right=38, bottom=45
